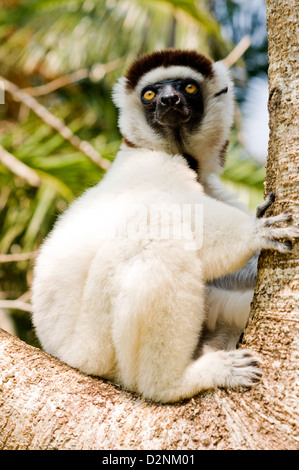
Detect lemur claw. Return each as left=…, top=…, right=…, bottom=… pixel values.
left=256, top=191, right=275, bottom=218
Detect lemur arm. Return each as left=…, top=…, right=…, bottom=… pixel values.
left=207, top=190, right=276, bottom=290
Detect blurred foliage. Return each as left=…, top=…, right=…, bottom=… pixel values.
left=209, top=0, right=268, bottom=78
left=0, top=0, right=266, bottom=343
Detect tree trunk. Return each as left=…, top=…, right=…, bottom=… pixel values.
left=243, top=0, right=299, bottom=448
left=0, top=0, right=298, bottom=450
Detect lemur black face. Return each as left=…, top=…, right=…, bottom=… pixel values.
left=140, top=79, right=204, bottom=132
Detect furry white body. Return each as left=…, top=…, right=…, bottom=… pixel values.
left=32, top=145, right=297, bottom=402
left=32, top=52, right=299, bottom=402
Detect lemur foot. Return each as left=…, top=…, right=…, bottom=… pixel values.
left=218, top=349, right=262, bottom=388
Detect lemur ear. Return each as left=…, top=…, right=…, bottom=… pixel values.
left=211, top=61, right=234, bottom=93
left=112, top=77, right=129, bottom=109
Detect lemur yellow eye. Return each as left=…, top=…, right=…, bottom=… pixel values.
left=143, top=90, right=156, bottom=101
left=185, top=83, right=197, bottom=94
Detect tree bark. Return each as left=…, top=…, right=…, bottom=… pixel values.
left=243, top=0, right=299, bottom=449
left=0, top=0, right=298, bottom=451
left=0, top=327, right=297, bottom=450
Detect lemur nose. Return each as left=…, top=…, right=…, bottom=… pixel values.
left=160, top=89, right=181, bottom=107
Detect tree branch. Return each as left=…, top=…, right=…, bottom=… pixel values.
left=0, top=76, right=111, bottom=171
left=22, top=69, right=89, bottom=97
left=0, top=144, right=41, bottom=187
left=0, top=300, right=32, bottom=313
left=0, top=327, right=297, bottom=450
left=22, top=56, right=127, bottom=97
left=0, top=251, right=38, bottom=263
left=223, top=36, right=251, bottom=67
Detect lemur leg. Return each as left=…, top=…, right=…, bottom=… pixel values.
left=205, top=286, right=253, bottom=332
left=198, top=286, right=254, bottom=355
left=112, top=257, right=261, bottom=403
left=112, top=201, right=298, bottom=403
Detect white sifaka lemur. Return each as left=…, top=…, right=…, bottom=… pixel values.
left=32, top=49, right=299, bottom=403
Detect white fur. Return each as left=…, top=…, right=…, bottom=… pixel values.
left=32, top=144, right=298, bottom=403
left=32, top=55, right=299, bottom=403
left=203, top=173, right=250, bottom=213
left=136, top=65, right=206, bottom=91
left=113, top=60, right=250, bottom=350
left=205, top=287, right=254, bottom=332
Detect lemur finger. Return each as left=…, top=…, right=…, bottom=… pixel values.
left=265, top=225, right=299, bottom=239
left=261, top=210, right=293, bottom=227
left=256, top=191, right=275, bottom=218
left=264, top=239, right=293, bottom=254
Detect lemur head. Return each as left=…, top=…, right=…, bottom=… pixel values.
left=113, top=49, right=235, bottom=178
